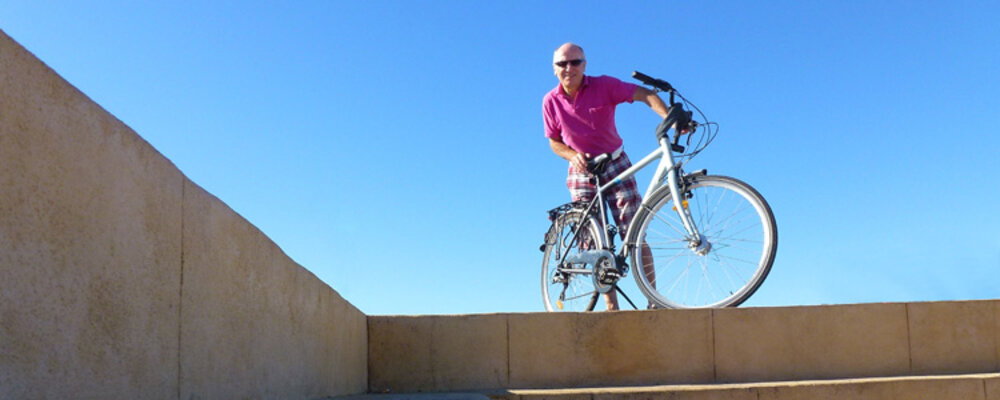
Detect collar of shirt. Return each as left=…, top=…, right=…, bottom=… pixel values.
left=558, top=75, right=591, bottom=100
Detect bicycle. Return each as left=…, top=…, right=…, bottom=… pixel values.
left=540, top=71, right=777, bottom=311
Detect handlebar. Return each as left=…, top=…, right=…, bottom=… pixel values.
left=632, top=71, right=674, bottom=93
left=633, top=71, right=699, bottom=153
left=657, top=106, right=694, bottom=153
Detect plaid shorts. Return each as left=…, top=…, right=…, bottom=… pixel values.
left=566, top=152, right=641, bottom=239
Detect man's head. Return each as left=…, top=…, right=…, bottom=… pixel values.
left=553, top=43, right=587, bottom=94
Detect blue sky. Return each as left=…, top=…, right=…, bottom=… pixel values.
left=4, top=1, right=998, bottom=315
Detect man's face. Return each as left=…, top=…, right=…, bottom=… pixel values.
left=553, top=47, right=586, bottom=91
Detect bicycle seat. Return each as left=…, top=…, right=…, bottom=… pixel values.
left=587, top=153, right=611, bottom=175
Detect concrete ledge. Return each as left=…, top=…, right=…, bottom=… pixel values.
left=907, top=300, right=1000, bottom=374
left=368, top=310, right=716, bottom=393
left=332, top=394, right=490, bottom=400
left=369, top=314, right=509, bottom=393
left=714, top=303, right=910, bottom=382
left=508, top=310, right=714, bottom=388
left=988, top=376, right=1000, bottom=400
left=495, top=373, right=1000, bottom=400
left=370, top=300, right=1000, bottom=392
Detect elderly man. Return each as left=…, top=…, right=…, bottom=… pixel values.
left=542, top=43, right=668, bottom=310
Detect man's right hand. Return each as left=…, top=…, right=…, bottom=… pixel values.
left=549, top=138, right=592, bottom=172
left=571, top=152, right=590, bottom=172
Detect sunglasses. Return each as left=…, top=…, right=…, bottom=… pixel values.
left=554, top=59, right=585, bottom=68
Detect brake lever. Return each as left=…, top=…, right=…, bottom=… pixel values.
left=670, top=109, right=698, bottom=153
left=671, top=132, right=686, bottom=153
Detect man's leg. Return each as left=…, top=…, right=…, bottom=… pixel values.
left=566, top=164, right=620, bottom=310
left=600, top=154, right=644, bottom=311
left=606, top=243, right=653, bottom=310
left=641, top=241, right=656, bottom=302
left=603, top=289, right=620, bottom=310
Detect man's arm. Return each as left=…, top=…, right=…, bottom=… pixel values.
left=634, top=86, right=692, bottom=134
left=633, top=86, right=670, bottom=119
left=549, top=138, right=589, bottom=171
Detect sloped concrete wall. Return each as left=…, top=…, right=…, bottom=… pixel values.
left=0, top=27, right=184, bottom=399
left=180, top=182, right=366, bottom=399
left=369, top=300, right=1000, bottom=393
left=0, top=28, right=366, bottom=399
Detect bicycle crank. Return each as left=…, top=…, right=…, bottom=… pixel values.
left=593, top=259, right=622, bottom=293
left=563, top=249, right=618, bottom=293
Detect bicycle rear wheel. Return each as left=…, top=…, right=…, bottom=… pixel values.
left=541, top=210, right=606, bottom=312
left=629, top=175, right=777, bottom=308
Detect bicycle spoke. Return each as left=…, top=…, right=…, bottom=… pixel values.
left=562, top=290, right=597, bottom=302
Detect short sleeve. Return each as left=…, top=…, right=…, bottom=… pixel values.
left=609, top=76, right=638, bottom=104
left=542, top=95, right=562, bottom=140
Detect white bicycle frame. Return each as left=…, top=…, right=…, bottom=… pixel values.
left=597, top=136, right=704, bottom=257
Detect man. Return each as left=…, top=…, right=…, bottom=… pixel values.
left=542, top=43, right=668, bottom=310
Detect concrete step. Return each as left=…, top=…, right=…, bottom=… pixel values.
left=486, top=373, right=1000, bottom=400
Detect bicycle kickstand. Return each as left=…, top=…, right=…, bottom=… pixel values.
left=615, top=286, right=640, bottom=310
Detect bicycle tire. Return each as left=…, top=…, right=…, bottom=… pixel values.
left=628, top=175, right=777, bottom=308
left=541, top=210, right=606, bottom=312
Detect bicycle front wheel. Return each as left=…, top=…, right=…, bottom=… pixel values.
left=541, top=210, right=606, bottom=312
left=629, top=175, right=777, bottom=308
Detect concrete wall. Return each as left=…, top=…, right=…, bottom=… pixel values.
left=369, top=300, right=1000, bottom=393
left=0, top=29, right=367, bottom=399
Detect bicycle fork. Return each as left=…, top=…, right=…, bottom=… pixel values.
left=642, top=138, right=708, bottom=253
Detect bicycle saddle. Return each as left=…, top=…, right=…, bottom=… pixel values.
left=586, top=153, right=611, bottom=175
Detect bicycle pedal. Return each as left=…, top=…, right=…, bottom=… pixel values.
left=596, top=268, right=622, bottom=285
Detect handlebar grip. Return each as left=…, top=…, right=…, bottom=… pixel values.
left=632, top=71, right=673, bottom=92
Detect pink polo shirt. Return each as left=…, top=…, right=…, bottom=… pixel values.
left=543, top=75, right=637, bottom=155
